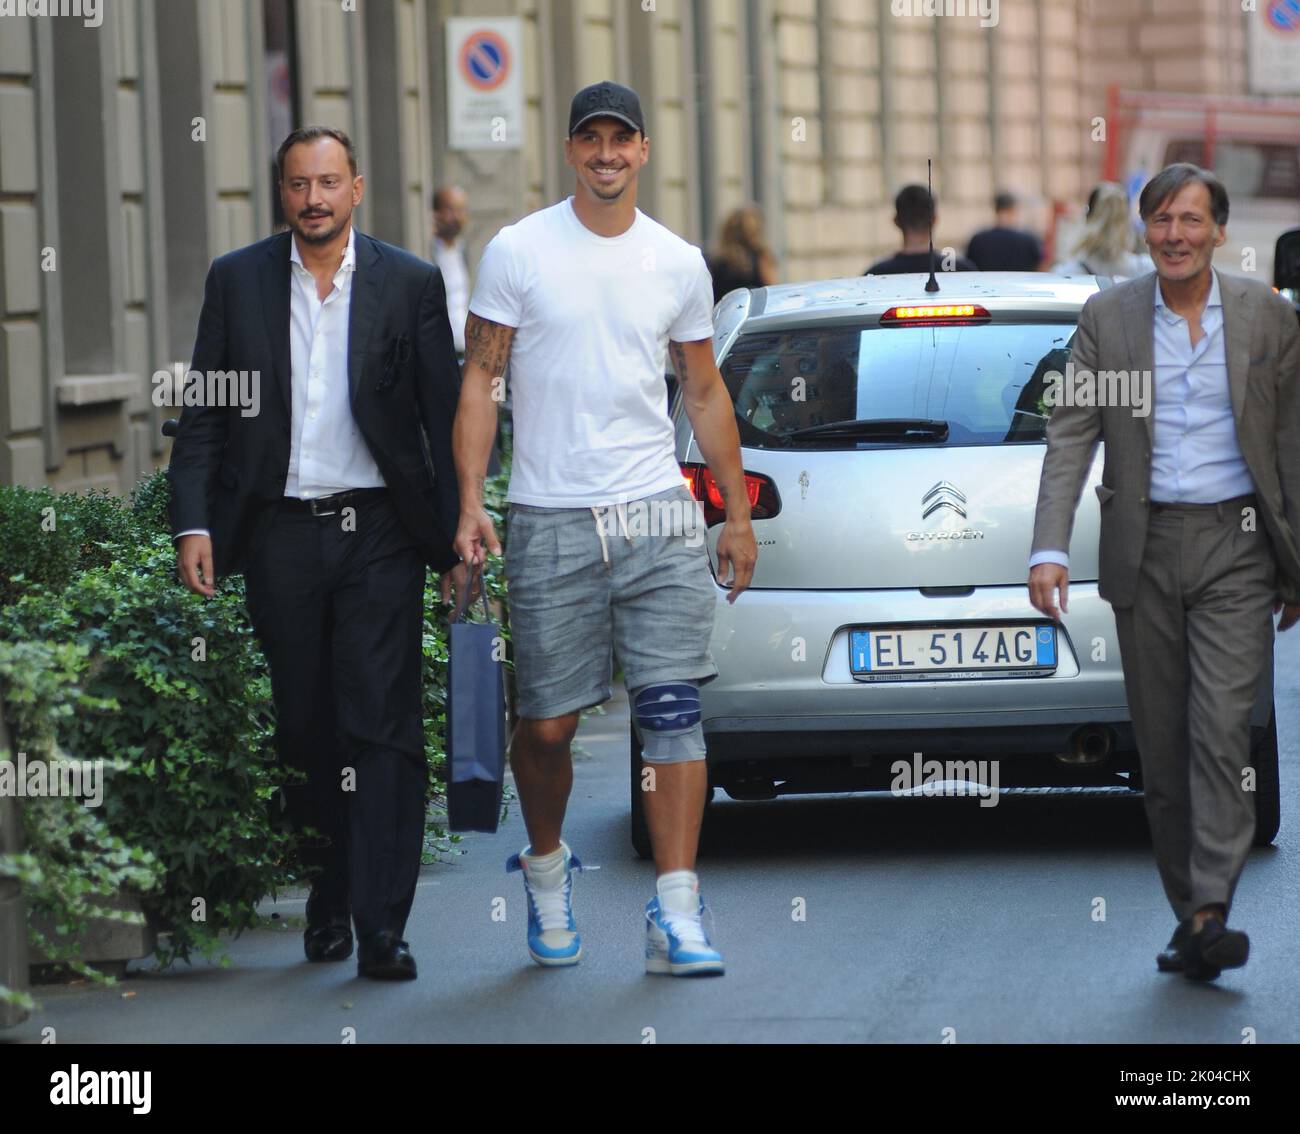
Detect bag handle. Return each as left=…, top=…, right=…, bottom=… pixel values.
left=451, top=555, right=492, bottom=624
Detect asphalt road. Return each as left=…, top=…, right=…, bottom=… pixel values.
left=9, top=632, right=1300, bottom=1044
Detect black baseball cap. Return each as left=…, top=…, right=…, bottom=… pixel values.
left=568, top=80, right=646, bottom=137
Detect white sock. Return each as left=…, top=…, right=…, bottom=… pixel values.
left=657, top=869, right=700, bottom=916
left=521, top=845, right=566, bottom=889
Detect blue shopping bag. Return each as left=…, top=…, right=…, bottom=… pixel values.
left=446, top=559, right=507, bottom=833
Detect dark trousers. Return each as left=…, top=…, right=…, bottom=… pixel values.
left=1112, top=498, right=1276, bottom=921
left=244, top=492, right=428, bottom=941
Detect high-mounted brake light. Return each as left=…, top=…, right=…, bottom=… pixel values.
left=879, top=304, right=991, bottom=325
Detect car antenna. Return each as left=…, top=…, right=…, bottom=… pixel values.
left=925, top=157, right=940, bottom=293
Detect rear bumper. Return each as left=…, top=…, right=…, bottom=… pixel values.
left=702, top=580, right=1132, bottom=739
left=705, top=718, right=1138, bottom=766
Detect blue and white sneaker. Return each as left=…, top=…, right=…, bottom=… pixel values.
left=645, top=894, right=725, bottom=976
left=505, top=843, right=583, bottom=967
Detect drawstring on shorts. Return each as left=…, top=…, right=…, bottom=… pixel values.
left=591, top=502, right=633, bottom=565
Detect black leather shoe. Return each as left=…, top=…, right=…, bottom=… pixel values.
left=305, top=923, right=354, bottom=962
left=357, top=931, right=417, bottom=981
left=304, top=888, right=353, bottom=962
left=1156, top=920, right=1192, bottom=973
left=1182, top=918, right=1249, bottom=983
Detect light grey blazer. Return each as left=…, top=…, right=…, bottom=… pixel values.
left=1031, top=270, right=1300, bottom=608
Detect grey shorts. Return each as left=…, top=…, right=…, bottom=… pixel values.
left=504, top=484, right=719, bottom=720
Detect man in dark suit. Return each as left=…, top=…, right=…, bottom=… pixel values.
left=1029, top=163, right=1300, bottom=981
left=967, top=191, right=1043, bottom=271
left=167, top=126, right=464, bottom=981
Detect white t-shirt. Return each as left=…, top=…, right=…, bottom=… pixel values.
left=468, top=196, right=715, bottom=507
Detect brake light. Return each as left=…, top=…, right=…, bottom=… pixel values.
left=680, top=463, right=781, bottom=526
left=880, top=303, right=991, bottom=325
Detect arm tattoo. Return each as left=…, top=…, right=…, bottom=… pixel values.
left=465, top=314, right=515, bottom=375
left=669, top=340, right=690, bottom=386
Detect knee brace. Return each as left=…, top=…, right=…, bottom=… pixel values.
left=631, top=681, right=707, bottom=764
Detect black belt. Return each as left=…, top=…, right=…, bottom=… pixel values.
left=1149, top=493, right=1256, bottom=514
left=280, top=488, right=388, bottom=517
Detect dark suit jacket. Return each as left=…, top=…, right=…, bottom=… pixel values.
left=167, top=229, right=462, bottom=578
left=1031, top=270, right=1300, bottom=607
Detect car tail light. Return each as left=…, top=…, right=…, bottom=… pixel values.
left=681, top=463, right=781, bottom=526
left=879, top=303, right=991, bottom=326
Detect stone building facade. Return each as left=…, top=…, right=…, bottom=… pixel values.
left=0, top=0, right=1254, bottom=493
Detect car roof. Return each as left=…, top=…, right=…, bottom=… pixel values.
left=740, top=272, right=1100, bottom=326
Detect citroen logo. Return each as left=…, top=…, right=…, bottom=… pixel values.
left=922, top=480, right=967, bottom=520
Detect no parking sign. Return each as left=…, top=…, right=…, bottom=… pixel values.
left=446, top=17, right=523, bottom=150
left=1249, top=0, right=1300, bottom=93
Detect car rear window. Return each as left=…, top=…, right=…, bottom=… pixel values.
left=720, top=321, right=1078, bottom=448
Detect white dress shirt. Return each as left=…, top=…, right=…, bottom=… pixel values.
left=175, top=227, right=384, bottom=540
left=1029, top=271, right=1252, bottom=571
left=431, top=235, right=469, bottom=354
left=1148, top=271, right=1251, bottom=503
left=285, top=226, right=385, bottom=498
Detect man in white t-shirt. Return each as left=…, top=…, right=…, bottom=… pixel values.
left=452, top=81, right=757, bottom=977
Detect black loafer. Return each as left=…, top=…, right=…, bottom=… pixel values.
left=304, top=923, right=354, bottom=962
left=1183, top=919, right=1249, bottom=983
left=357, top=930, right=417, bottom=981
left=1156, top=920, right=1192, bottom=973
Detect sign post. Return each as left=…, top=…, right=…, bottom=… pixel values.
left=446, top=17, right=524, bottom=151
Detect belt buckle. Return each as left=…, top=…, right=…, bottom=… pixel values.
left=309, top=496, right=340, bottom=517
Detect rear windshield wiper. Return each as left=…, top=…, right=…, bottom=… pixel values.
left=781, top=418, right=950, bottom=442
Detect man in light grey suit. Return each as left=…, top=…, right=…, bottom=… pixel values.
left=1029, top=163, right=1300, bottom=981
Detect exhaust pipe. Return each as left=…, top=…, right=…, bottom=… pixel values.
left=1056, top=725, right=1114, bottom=766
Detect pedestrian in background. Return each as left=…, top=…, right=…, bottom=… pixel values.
left=1053, top=181, right=1152, bottom=279
left=430, top=183, right=501, bottom=505
left=967, top=190, right=1043, bottom=271
left=865, top=185, right=976, bottom=275
left=1029, top=163, right=1300, bottom=982
left=706, top=203, right=778, bottom=303
left=430, top=185, right=471, bottom=357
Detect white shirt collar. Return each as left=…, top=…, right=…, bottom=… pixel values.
left=290, top=224, right=356, bottom=279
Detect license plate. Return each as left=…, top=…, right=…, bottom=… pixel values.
left=848, top=624, right=1057, bottom=681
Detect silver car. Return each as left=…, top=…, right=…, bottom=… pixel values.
left=629, top=272, right=1279, bottom=855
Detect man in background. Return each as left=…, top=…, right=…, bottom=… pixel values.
left=865, top=184, right=976, bottom=275
left=431, top=183, right=500, bottom=497
left=967, top=191, right=1043, bottom=271
left=430, top=185, right=470, bottom=358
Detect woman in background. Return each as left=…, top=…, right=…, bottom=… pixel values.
left=707, top=204, right=779, bottom=303
left=1053, top=182, right=1152, bottom=279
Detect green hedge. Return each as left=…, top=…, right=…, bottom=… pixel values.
left=0, top=466, right=510, bottom=973
left=0, top=639, right=163, bottom=1010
